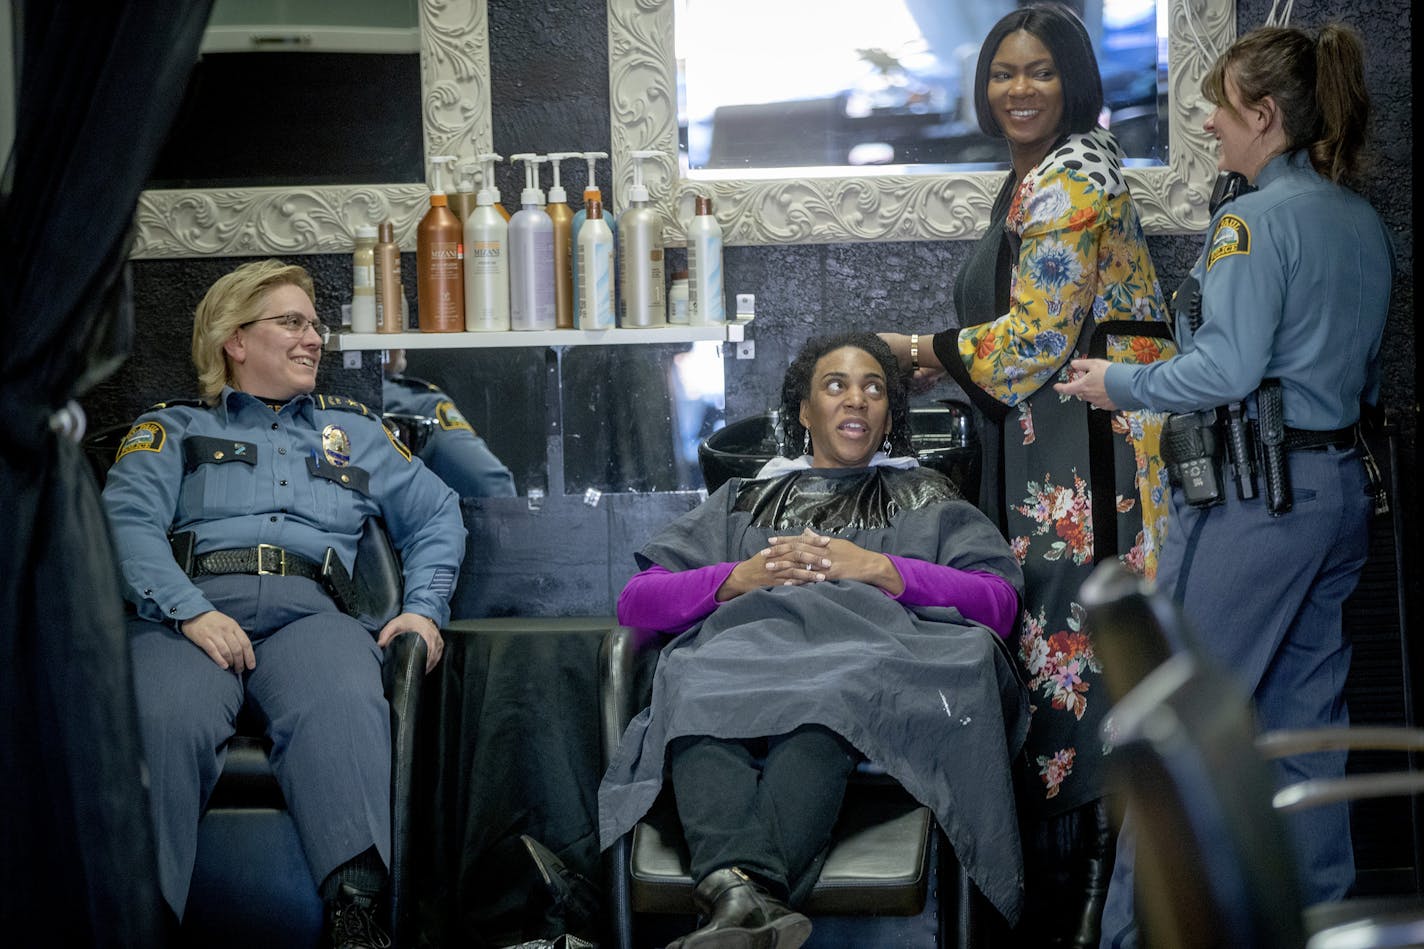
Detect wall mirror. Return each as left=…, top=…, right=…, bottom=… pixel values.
left=405, top=342, right=726, bottom=497
left=147, top=0, right=425, bottom=190
left=609, top=0, right=1235, bottom=242
left=132, top=0, right=491, bottom=258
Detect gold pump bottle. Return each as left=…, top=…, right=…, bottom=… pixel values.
left=546, top=152, right=579, bottom=329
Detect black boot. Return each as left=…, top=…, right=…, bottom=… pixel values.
left=1068, top=800, right=1115, bottom=949
left=668, top=867, right=812, bottom=949
left=325, top=882, right=392, bottom=949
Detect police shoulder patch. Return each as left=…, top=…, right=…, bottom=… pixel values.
left=381, top=419, right=413, bottom=462
left=315, top=393, right=373, bottom=416
left=435, top=399, right=474, bottom=433
left=115, top=421, right=167, bottom=461
left=1207, top=213, right=1251, bottom=270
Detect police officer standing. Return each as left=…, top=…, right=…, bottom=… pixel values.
left=102, top=260, right=467, bottom=948
left=382, top=348, right=516, bottom=498
left=1056, top=23, right=1394, bottom=947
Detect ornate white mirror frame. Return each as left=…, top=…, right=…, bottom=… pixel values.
left=132, top=0, right=491, bottom=259
left=609, top=0, right=1235, bottom=243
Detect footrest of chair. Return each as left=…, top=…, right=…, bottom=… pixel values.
left=629, top=788, right=933, bottom=917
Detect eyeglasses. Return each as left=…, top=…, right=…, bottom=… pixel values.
left=242, top=312, right=331, bottom=345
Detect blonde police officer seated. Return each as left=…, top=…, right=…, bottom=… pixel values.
left=102, top=260, right=466, bottom=949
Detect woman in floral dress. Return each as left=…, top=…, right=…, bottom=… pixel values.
left=881, top=6, right=1175, bottom=946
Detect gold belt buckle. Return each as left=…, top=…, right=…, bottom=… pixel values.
left=256, top=544, right=287, bottom=576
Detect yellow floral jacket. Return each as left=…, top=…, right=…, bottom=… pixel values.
left=957, top=127, right=1177, bottom=577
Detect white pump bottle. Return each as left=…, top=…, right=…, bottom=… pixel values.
left=571, top=151, right=617, bottom=316
left=464, top=152, right=510, bottom=331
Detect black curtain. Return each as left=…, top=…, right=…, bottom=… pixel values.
left=0, top=2, right=212, bottom=944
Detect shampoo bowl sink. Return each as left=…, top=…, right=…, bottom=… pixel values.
left=698, top=403, right=980, bottom=504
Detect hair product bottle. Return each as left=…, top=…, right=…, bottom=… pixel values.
left=667, top=269, right=690, bottom=325
left=416, top=155, right=465, bottom=333
left=507, top=153, right=556, bottom=331
left=350, top=225, right=378, bottom=333
left=576, top=198, right=616, bottom=330
left=464, top=152, right=510, bottom=332
left=686, top=195, right=726, bottom=325
left=571, top=151, right=617, bottom=318
left=545, top=152, right=579, bottom=329
left=450, top=158, right=480, bottom=223
left=618, top=149, right=666, bottom=327
left=375, top=219, right=405, bottom=334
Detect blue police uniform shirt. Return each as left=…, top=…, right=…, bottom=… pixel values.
left=102, top=387, right=467, bottom=628
left=1104, top=149, right=1394, bottom=428
left=382, top=375, right=516, bottom=498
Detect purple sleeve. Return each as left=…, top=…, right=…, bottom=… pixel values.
left=616, top=562, right=739, bottom=633
left=885, top=554, right=1019, bottom=639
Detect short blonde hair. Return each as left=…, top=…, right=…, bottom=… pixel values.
left=192, top=260, right=316, bottom=402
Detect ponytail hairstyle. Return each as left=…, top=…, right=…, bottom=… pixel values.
left=1201, top=23, right=1371, bottom=183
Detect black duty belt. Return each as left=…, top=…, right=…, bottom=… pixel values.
left=1283, top=425, right=1357, bottom=452
left=191, top=545, right=324, bottom=582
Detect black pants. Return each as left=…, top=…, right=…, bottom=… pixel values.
left=668, top=724, right=858, bottom=907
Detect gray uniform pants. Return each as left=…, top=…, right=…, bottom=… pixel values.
left=1100, top=445, right=1369, bottom=947
left=129, top=574, right=391, bottom=917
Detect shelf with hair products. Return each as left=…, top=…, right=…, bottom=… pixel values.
left=330, top=319, right=751, bottom=351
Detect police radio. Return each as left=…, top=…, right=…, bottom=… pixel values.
left=1209, top=170, right=1255, bottom=214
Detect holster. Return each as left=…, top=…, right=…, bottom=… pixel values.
left=1223, top=401, right=1258, bottom=500
left=1257, top=379, right=1291, bottom=515
left=320, top=549, right=363, bottom=617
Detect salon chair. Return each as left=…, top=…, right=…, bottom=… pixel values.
left=599, top=625, right=1005, bottom=949
left=86, top=417, right=427, bottom=948
left=1085, top=561, right=1424, bottom=949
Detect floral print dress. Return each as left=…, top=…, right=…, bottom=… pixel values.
left=935, top=127, right=1176, bottom=818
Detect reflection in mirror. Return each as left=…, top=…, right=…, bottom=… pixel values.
left=148, top=0, right=424, bottom=189
left=678, top=0, right=1167, bottom=175
left=403, top=347, right=548, bottom=496
left=400, top=343, right=727, bottom=498
left=610, top=0, right=1233, bottom=243
left=134, top=0, right=491, bottom=258
left=562, top=343, right=726, bottom=494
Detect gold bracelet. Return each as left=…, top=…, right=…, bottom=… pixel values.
left=909, top=333, right=920, bottom=372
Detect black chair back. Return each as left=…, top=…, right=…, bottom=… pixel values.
left=1108, top=654, right=1309, bottom=949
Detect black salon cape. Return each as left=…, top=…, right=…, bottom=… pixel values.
left=598, top=466, right=1031, bottom=924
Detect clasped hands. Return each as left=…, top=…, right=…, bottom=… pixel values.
left=717, top=527, right=904, bottom=601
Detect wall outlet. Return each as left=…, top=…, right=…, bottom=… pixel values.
left=736, top=340, right=755, bottom=360
left=343, top=351, right=362, bottom=369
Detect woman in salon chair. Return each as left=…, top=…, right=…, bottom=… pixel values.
left=598, top=332, right=1031, bottom=948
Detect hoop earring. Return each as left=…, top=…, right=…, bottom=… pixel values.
left=803, top=431, right=811, bottom=455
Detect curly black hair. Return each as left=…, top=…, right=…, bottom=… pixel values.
left=779, top=332, right=915, bottom=460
